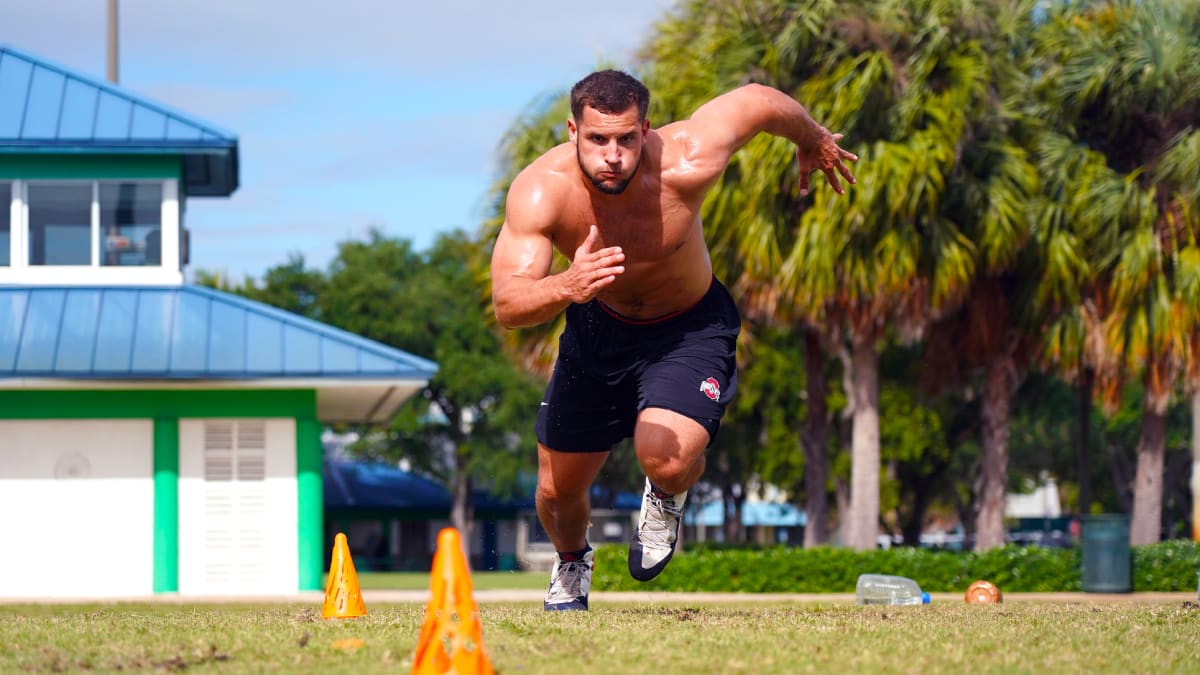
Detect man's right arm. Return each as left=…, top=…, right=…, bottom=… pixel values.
left=490, top=172, right=625, bottom=329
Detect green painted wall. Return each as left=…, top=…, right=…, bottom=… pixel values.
left=0, top=389, right=316, bottom=419
left=153, top=417, right=180, bottom=593
left=0, top=154, right=183, bottom=180
left=296, top=416, right=324, bottom=591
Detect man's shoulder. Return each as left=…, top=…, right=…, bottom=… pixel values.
left=525, top=142, right=576, bottom=174
left=505, top=144, right=576, bottom=227
left=510, top=144, right=577, bottom=198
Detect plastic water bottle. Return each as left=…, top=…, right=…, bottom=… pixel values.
left=855, top=574, right=931, bottom=606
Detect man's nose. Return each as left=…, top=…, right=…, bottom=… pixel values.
left=604, top=142, right=621, bottom=164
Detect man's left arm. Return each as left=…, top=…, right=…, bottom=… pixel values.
left=681, top=83, right=857, bottom=196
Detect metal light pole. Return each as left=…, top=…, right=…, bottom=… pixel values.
left=107, top=0, right=119, bottom=84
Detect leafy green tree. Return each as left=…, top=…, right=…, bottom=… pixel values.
left=726, top=324, right=810, bottom=541
left=243, top=254, right=328, bottom=318
left=325, top=231, right=543, bottom=550
left=877, top=345, right=954, bottom=544
left=202, top=230, right=543, bottom=553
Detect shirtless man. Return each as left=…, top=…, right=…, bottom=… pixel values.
left=490, top=70, right=856, bottom=610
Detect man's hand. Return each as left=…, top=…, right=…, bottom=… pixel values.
left=796, top=128, right=858, bottom=196
left=562, top=225, right=625, bottom=303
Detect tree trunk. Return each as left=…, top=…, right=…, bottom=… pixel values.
left=1109, top=442, right=1135, bottom=514
left=832, top=477, right=849, bottom=545
left=1077, top=367, right=1094, bottom=516
left=975, top=349, right=1015, bottom=551
left=723, top=491, right=746, bottom=543
left=450, top=451, right=474, bottom=560
left=1192, top=392, right=1199, bottom=542
left=802, top=328, right=830, bottom=547
left=898, top=436, right=953, bottom=546
left=846, top=332, right=880, bottom=551
left=1130, top=387, right=1167, bottom=545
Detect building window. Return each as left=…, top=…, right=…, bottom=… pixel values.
left=0, top=182, right=10, bottom=267
left=100, top=183, right=162, bottom=267
left=21, top=180, right=166, bottom=268
left=28, top=183, right=92, bottom=266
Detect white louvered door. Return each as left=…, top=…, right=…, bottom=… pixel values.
left=200, top=421, right=267, bottom=588
left=178, top=418, right=297, bottom=595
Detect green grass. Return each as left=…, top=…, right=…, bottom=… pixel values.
left=1, top=600, right=1197, bottom=673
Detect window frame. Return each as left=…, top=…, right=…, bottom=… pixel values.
left=0, top=181, right=12, bottom=268
left=0, top=178, right=181, bottom=285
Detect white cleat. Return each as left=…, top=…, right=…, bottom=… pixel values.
left=544, top=547, right=593, bottom=611
left=628, top=478, right=686, bottom=582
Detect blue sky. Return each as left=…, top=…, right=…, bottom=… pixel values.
left=3, top=0, right=674, bottom=282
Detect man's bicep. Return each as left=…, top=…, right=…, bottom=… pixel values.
left=685, top=89, right=762, bottom=154
left=490, top=220, right=554, bottom=289
left=685, top=85, right=786, bottom=160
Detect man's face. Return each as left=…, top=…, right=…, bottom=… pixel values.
left=568, top=105, right=649, bottom=195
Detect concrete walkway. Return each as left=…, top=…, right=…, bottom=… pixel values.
left=4, top=590, right=1195, bottom=605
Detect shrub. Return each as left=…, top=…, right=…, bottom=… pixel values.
left=591, top=541, right=1197, bottom=593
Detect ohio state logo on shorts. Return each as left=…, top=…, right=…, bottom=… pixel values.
left=699, top=377, right=721, bottom=402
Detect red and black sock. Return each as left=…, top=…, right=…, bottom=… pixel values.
left=557, top=545, right=591, bottom=562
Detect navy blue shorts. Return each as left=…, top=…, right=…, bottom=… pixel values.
left=535, top=278, right=740, bottom=453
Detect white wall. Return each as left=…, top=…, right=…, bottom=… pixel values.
left=0, top=420, right=154, bottom=598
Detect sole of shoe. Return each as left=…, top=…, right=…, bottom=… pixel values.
left=543, top=598, right=588, bottom=611
left=627, top=539, right=675, bottom=582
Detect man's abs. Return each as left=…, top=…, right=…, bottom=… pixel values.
left=594, top=252, right=713, bottom=320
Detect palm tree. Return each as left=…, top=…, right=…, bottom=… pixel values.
left=1032, top=0, right=1200, bottom=544
left=644, top=0, right=1041, bottom=550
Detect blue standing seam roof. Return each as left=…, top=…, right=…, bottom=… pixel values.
left=0, top=285, right=437, bottom=380
left=323, top=459, right=534, bottom=513
left=0, top=44, right=238, bottom=196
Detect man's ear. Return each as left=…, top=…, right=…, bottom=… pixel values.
left=567, top=118, right=578, bottom=143
left=641, top=119, right=650, bottom=136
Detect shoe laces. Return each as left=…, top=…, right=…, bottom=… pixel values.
left=639, top=492, right=684, bottom=550
left=546, top=558, right=591, bottom=604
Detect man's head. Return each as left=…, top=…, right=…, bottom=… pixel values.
left=567, top=70, right=651, bottom=195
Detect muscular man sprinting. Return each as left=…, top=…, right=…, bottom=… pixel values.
left=490, top=70, right=856, bottom=610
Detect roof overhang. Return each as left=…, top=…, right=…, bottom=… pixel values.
left=0, top=44, right=241, bottom=196
left=0, top=142, right=239, bottom=197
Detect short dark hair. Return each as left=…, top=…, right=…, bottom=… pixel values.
left=570, top=70, right=649, bottom=121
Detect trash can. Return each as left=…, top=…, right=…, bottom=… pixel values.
left=1081, top=514, right=1131, bottom=593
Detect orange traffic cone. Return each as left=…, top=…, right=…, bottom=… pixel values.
left=411, top=528, right=495, bottom=675
left=322, top=532, right=367, bottom=619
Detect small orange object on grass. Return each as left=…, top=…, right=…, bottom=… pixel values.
left=965, top=579, right=1002, bottom=604
left=322, top=532, right=367, bottom=619
left=411, top=527, right=495, bottom=675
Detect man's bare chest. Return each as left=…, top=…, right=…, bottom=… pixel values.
left=561, top=196, right=699, bottom=261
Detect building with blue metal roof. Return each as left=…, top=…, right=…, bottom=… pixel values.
left=0, top=44, right=437, bottom=599
left=0, top=44, right=238, bottom=196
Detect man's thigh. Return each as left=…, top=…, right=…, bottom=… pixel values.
left=537, top=444, right=609, bottom=497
